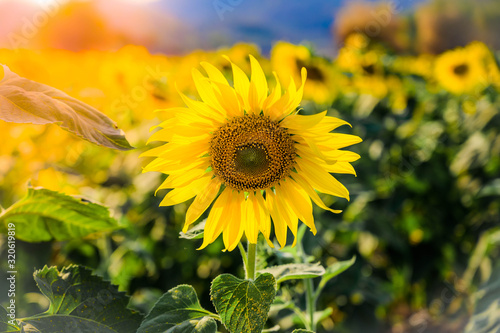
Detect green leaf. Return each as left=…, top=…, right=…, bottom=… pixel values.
left=179, top=220, right=206, bottom=240
left=0, top=64, right=133, bottom=150
left=0, top=305, right=22, bottom=332
left=0, top=187, right=121, bottom=242
left=20, top=265, right=142, bottom=333
left=478, top=179, right=500, bottom=197
left=258, top=263, right=325, bottom=284
left=318, top=256, right=356, bottom=290
left=210, top=273, right=276, bottom=333
left=465, top=263, right=500, bottom=333
left=313, top=307, right=333, bottom=325
left=291, top=330, right=315, bottom=333
left=137, top=284, right=217, bottom=333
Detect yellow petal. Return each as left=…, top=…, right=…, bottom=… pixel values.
left=143, top=141, right=208, bottom=172
left=210, top=81, right=243, bottom=118
left=248, top=80, right=260, bottom=114
left=262, top=72, right=282, bottom=113
left=295, top=135, right=327, bottom=161
left=285, top=67, right=307, bottom=115
left=325, top=161, right=357, bottom=175
left=223, top=191, right=245, bottom=251
left=292, top=173, right=342, bottom=214
left=322, top=150, right=361, bottom=162
left=296, top=143, right=336, bottom=165
left=274, top=184, right=299, bottom=247
left=269, top=68, right=307, bottom=121
left=281, top=111, right=327, bottom=131
left=159, top=174, right=211, bottom=206
left=316, top=134, right=363, bottom=150
left=147, top=127, right=208, bottom=144
left=200, top=62, right=229, bottom=85
left=223, top=56, right=251, bottom=112
left=297, top=158, right=350, bottom=200
left=192, top=68, right=227, bottom=115
left=157, top=167, right=208, bottom=192
left=139, top=145, right=166, bottom=158
left=199, top=188, right=232, bottom=249
left=311, top=116, right=351, bottom=133
left=244, top=195, right=259, bottom=244
left=144, top=155, right=208, bottom=174
left=267, top=93, right=290, bottom=121
left=266, top=191, right=288, bottom=248
left=177, top=88, right=226, bottom=124
left=184, top=177, right=222, bottom=232
left=249, top=54, right=268, bottom=110
left=278, top=180, right=316, bottom=234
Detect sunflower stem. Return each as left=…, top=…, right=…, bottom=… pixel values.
left=297, top=225, right=316, bottom=331
left=247, top=241, right=257, bottom=280
left=305, top=278, right=316, bottom=331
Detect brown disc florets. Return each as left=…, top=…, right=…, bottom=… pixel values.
left=210, top=114, right=296, bottom=191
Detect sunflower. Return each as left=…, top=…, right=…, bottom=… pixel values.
left=143, top=55, right=361, bottom=251
left=271, top=42, right=345, bottom=104
left=434, top=43, right=489, bottom=95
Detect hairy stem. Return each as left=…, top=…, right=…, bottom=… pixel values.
left=247, top=241, right=257, bottom=280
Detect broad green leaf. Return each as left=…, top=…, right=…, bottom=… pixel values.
left=179, top=220, right=206, bottom=240
left=0, top=187, right=121, bottom=242
left=0, top=305, right=22, bottom=332
left=137, top=284, right=217, bottom=333
left=19, top=265, right=142, bottom=333
left=291, top=330, right=315, bottom=333
left=211, top=273, right=276, bottom=333
left=258, top=263, right=325, bottom=284
left=0, top=64, right=133, bottom=150
left=318, top=256, right=356, bottom=290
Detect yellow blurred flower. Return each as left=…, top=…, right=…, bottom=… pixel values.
left=271, top=41, right=345, bottom=104
left=337, top=47, right=384, bottom=77
left=434, top=43, right=492, bottom=95
left=391, top=54, right=435, bottom=78
left=32, top=167, right=83, bottom=196
left=467, top=41, right=500, bottom=91
left=144, top=56, right=361, bottom=251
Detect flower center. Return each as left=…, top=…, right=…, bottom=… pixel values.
left=210, top=114, right=296, bottom=191
left=453, top=64, right=469, bottom=76
left=234, top=144, right=269, bottom=175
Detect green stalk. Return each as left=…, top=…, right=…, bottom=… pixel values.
left=305, top=278, right=316, bottom=331
left=297, top=226, right=316, bottom=331
left=247, top=241, right=257, bottom=280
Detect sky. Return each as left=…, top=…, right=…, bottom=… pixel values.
left=0, top=0, right=429, bottom=55
left=150, top=0, right=428, bottom=55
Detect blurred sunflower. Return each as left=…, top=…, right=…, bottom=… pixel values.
left=434, top=43, right=489, bottom=95
left=144, top=56, right=361, bottom=251
left=337, top=47, right=384, bottom=77
left=271, top=42, right=344, bottom=104
left=467, top=41, right=500, bottom=91
left=390, top=54, right=435, bottom=78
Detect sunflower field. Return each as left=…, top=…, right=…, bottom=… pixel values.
left=1, top=17, right=500, bottom=333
